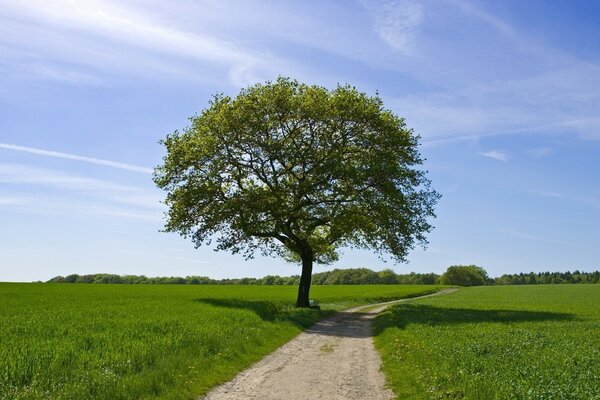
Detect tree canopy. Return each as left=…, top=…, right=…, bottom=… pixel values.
left=154, top=77, right=439, bottom=306
left=439, top=265, right=490, bottom=286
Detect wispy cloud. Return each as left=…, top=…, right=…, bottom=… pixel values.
left=362, top=0, right=424, bottom=53
left=0, top=0, right=288, bottom=86
left=446, top=0, right=516, bottom=38
left=0, top=163, right=142, bottom=192
left=498, top=229, right=581, bottom=248
left=0, top=143, right=153, bottom=173
left=526, top=190, right=564, bottom=198
left=378, top=0, right=600, bottom=144
left=0, top=163, right=163, bottom=219
left=90, top=207, right=161, bottom=221
left=0, top=194, right=161, bottom=221
left=0, top=196, right=25, bottom=206
left=3, top=63, right=106, bottom=86
left=397, top=82, right=600, bottom=143
left=480, top=150, right=510, bottom=162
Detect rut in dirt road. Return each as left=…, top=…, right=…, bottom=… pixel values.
left=201, top=289, right=457, bottom=400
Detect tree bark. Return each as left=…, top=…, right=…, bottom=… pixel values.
left=295, top=253, right=313, bottom=307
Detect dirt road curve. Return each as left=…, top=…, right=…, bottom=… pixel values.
left=201, top=289, right=458, bottom=400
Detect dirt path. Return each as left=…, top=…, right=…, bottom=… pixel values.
left=201, top=288, right=457, bottom=400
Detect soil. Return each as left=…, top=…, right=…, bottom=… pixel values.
left=201, top=288, right=458, bottom=400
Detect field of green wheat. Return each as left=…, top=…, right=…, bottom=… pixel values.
left=0, top=283, right=442, bottom=400
left=374, top=285, right=600, bottom=400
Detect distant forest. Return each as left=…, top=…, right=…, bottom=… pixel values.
left=47, top=268, right=600, bottom=285
left=494, top=270, right=600, bottom=285
left=47, top=268, right=437, bottom=285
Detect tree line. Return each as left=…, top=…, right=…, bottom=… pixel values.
left=494, top=270, right=600, bottom=285
left=437, top=266, right=600, bottom=286
left=46, top=267, right=600, bottom=286
left=46, top=268, right=440, bottom=285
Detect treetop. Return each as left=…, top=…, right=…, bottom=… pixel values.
left=154, top=77, right=439, bottom=265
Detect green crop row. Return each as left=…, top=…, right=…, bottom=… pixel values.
left=374, top=285, right=600, bottom=399
left=0, top=283, right=442, bottom=400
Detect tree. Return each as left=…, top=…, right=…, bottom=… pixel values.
left=377, top=269, right=399, bottom=284
left=154, top=77, right=439, bottom=307
left=439, top=265, right=489, bottom=286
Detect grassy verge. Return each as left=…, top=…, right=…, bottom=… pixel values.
left=0, top=283, right=443, bottom=400
left=373, top=285, right=600, bottom=399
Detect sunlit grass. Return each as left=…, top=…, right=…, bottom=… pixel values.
left=0, top=283, right=443, bottom=400
left=374, top=285, right=600, bottom=399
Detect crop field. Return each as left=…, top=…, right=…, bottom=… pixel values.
left=0, top=283, right=442, bottom=400
left=374, top=285, right=600, bottom=399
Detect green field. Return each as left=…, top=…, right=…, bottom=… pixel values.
left=374, top=285, right=600, bottom=399
left=0, top=283, right=442, bottom=400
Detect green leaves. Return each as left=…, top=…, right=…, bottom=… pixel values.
left=439, top=265, right=490, bottom=286
left=154, top=77, right=439, bottom=264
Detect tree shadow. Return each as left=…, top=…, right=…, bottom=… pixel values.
left=197, top=299, right=577, bottom=341
left=198, top=298, right=381, bottom=338
left=373, top=304, right=577, bottom=335
left=196, top=298, right=334, bottom=330
left=303, top=311, right=378, bottom=338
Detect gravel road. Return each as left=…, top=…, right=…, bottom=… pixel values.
left=201, top=289, right=458, bottom=400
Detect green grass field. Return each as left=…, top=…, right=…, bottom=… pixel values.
left=0, top=283, right=442, bottom=400
left=373, top=285, right=600, bottom=399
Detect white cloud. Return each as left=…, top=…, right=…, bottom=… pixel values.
left=0, top=196, right=24, bottom=206
left=0, top=0, right=287, bottom=86
left=89, top=207, right=161, bottom=221
left=498, top=229, right=581, bottom=248
left=446, top=0, right=515, bottom=38
left=395, top=75, right=600, bottom=143
left=0, top=143, right=153, bottom=173
left=2, top=0, right=599, bottom=145
left=0, top=163, right=163, bottom=212
left=479, top=150, right=509, bottom=162
left=362, top=0, right=424, bottom=53
left=0, top=194, right=162, bottom=221
left=227, top=61, right=280, bottom=88
left=376, top=0, right=600, bottom=144
left=4, top=63, right=106, bottom=86
left=526, top=190, right=564, bottom=198
left=392, top=93, right=537, bottom=142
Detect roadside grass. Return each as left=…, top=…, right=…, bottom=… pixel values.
left=0, top=283, right=443, bottom=400
left=373, top=285, right=600, bottom=400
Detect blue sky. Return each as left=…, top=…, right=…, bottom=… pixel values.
left=1, top=0, right=599, bottom=282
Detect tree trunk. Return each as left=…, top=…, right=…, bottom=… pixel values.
left=295, top=253, right=313, bottom=307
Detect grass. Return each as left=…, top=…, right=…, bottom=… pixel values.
left=373, top=285, right=600, bottom=400
left=320, top=343, right=336, bottom=353
left=0, top=283, right=443, bottom=400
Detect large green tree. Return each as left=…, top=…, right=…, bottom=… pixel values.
left=154, top=78, right=439, bottom=307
